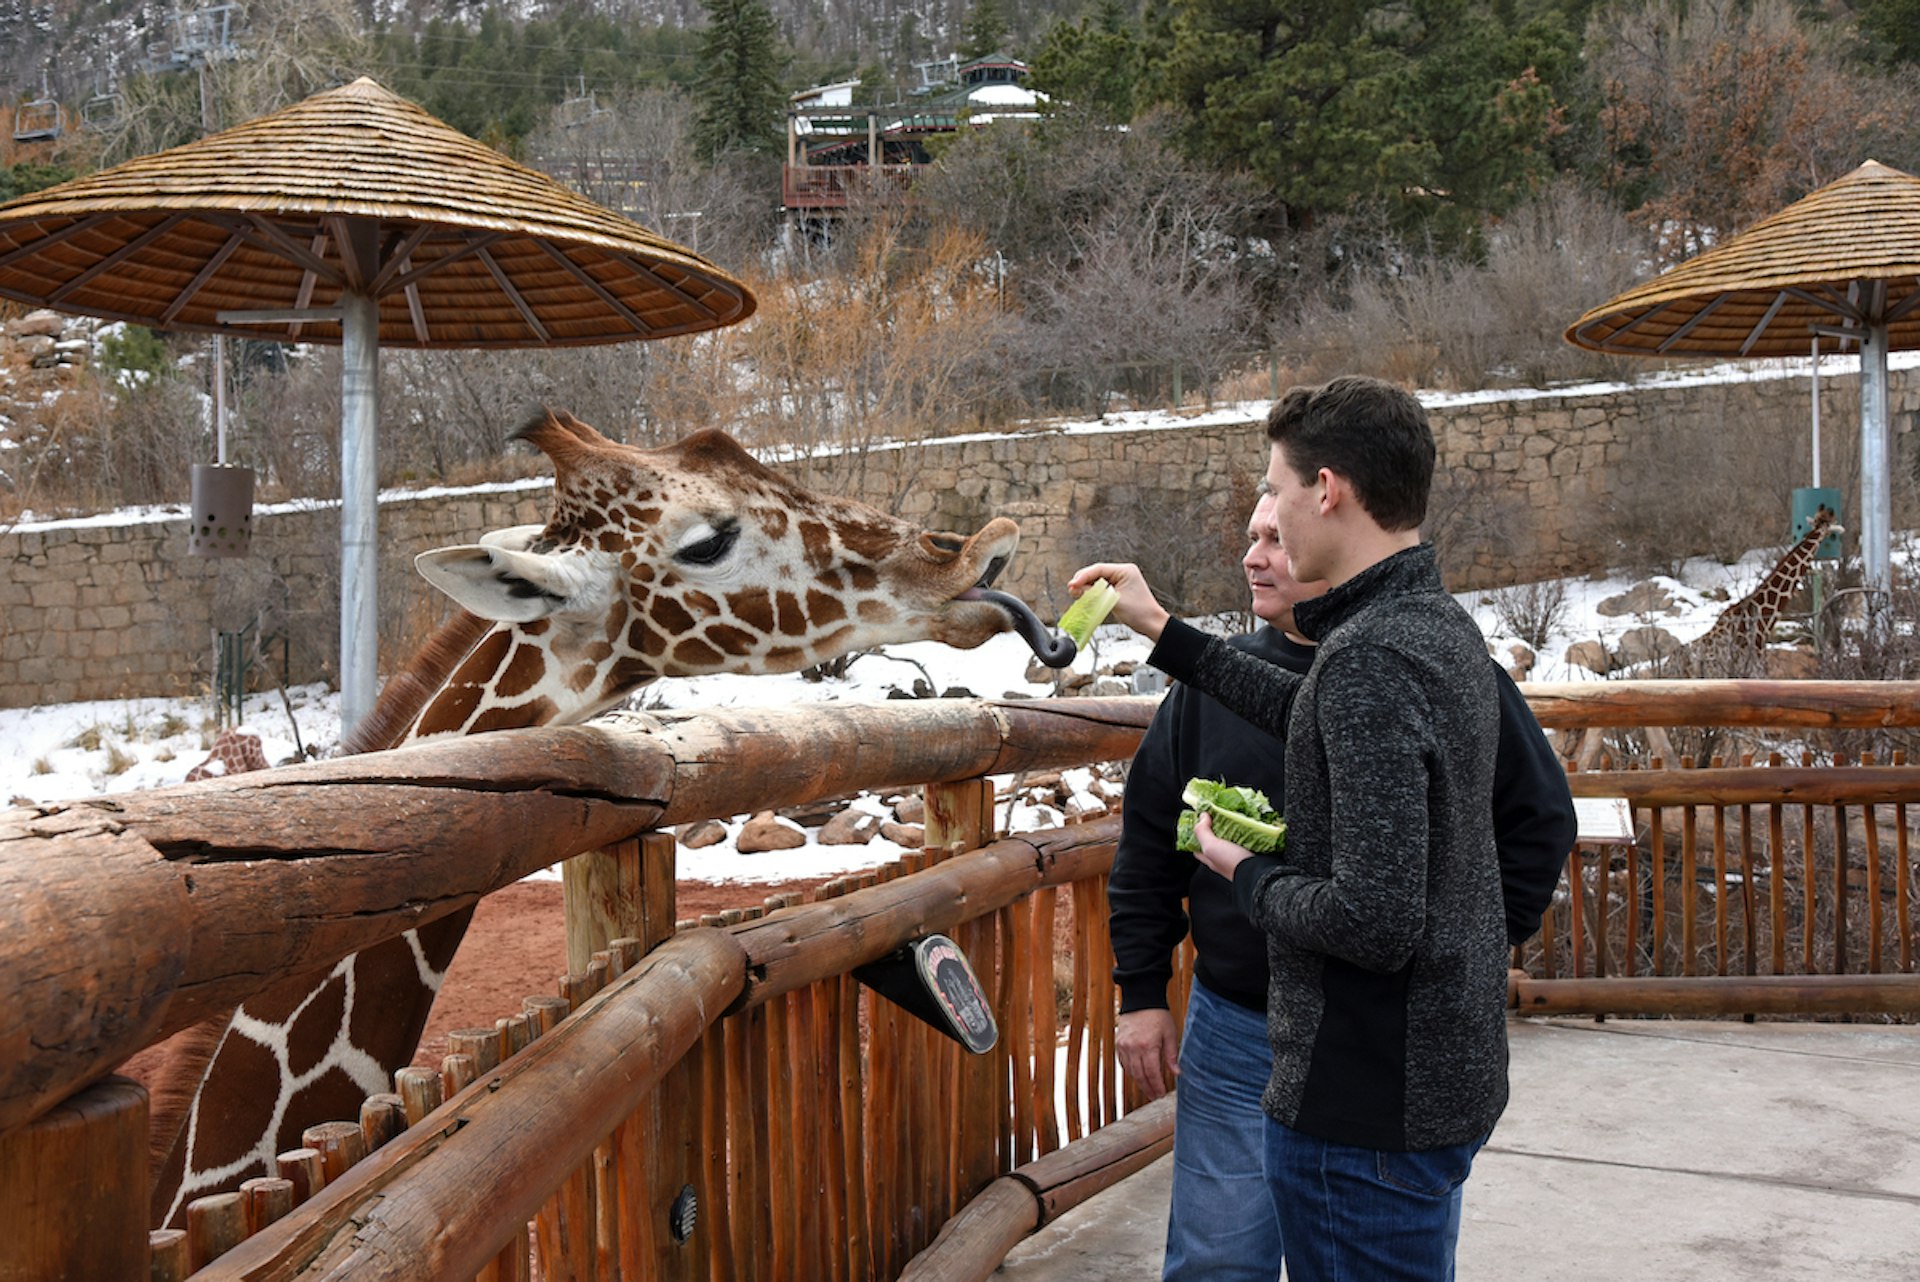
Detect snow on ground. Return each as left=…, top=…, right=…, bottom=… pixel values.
left=8, top=525, right=1880, bottom=883
left=0, top=626, right=1155, bottom=884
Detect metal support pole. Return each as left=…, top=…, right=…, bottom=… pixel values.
left=1860, top=321, right=1891, bottom=594
left=339, top=288, right=380, bottom=736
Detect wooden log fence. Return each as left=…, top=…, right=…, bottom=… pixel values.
left=3, top=682, right=1920, bottom=1280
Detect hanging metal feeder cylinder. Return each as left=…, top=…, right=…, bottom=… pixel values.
left=188, top=462, right=255, bottom=558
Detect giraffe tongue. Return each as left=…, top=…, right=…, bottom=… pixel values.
left=961, top=588, right=1077, bottom=668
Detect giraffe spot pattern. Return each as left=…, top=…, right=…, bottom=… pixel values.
left=472, top=698, right=555, bottom=734
left=674, top=636, right=723, bottom=668
left=800, top=520, right=834, bottom=570
left=497, top=643, right=545, bottom=698
left=858, top=599, right=896, bottom=623
left=707, top=623, right=759, bottom=657
left=651, top=593, right=696, bottom=635
left=727, top=589, right=775, bottom=633
left=774, top=590, right=808, bottom=636
left=806, top=589, right=847, bottom=625
left=286, top=973, right=349, bottom=1078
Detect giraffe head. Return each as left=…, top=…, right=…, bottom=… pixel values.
left=404, top=412, right=1022, bottom=738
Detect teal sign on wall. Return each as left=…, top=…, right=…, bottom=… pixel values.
left=1792, top=487, right=1843, bottom=560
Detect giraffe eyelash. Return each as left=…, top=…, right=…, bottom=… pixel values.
left=674, top=519, right=741, bottom=567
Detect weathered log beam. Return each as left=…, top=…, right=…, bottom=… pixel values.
left=0, top=700, right=1150, bottom=1141
left=187, top=929, right=747, bottom=1282
left=1512, top=974, right=1920, bottom=1016
left=727, top=817, right=1120, bottom=1012
left=1519, top=680, right=1920, bottom=729
left=898, top=1096, right=1175, bottom=1282
left=1565, top=765, right=1920, bottom=806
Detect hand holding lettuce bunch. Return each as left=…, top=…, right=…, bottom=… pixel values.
left=1175, top=778, right=1286, bottom=855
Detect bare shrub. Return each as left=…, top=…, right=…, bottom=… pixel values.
left=1424, top=462, right=1528, bottom=590
left=1273, top=180, right=1655, bottom=392
left=1576, top=381, right=1818, bottom=575
left=1490, top=579, right=1570, bottom=649
left=1067, top=470, right=1257, bottom=624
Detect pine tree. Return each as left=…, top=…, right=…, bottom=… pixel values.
left=1029, top=0, right=1142, bottom=122
left=693, top=0, right=786, bottom=159
left=959, top=0, right=1011, bottom=60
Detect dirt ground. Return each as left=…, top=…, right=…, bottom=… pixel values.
left=411, top=877, right=829, bottom=1067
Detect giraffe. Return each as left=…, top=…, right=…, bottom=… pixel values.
left=1686, top=504, right=1842, bottom=660
left=136, top=409, right=1042, bottom=1225
left=1572, top=505, right=1843, bottom=769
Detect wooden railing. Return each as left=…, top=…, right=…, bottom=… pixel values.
left=1516, top=681, right=1920, bottom=1015
left=5, top=682, right=1920, bottom=1280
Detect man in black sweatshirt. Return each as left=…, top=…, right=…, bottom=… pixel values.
left=1108, top=489, right=1575, bottom=1280
left=1077, top=376, right=1564, bottom=1281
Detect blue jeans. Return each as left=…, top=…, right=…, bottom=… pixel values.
left=1162, top=980, right=1282, bottom=1281
left=1264, top=1120, right=1486, bottom=1282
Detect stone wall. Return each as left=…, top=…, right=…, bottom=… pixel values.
left=5, top=369, right=1916, bottom=709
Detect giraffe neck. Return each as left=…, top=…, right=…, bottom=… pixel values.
left=1697, top=514, right=1833, bottom=651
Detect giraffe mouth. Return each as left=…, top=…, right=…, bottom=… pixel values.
left=956, top=585, right=1078, bottom=668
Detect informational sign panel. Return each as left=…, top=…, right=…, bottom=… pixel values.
left=1573, top=795, right=1635, bottom=845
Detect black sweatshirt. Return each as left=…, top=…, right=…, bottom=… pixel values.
left=1132, top=544, right=1577, bottom=1151
left=1110, top=627, right=1576, bottom=1016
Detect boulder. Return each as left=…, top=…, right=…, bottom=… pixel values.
left=11, top=310, right=65, bottom=338
left=891, top=794, right=925, bottom=825
left=818, top=809, right=880, bottom=845
left=1564, top=640, right=1614, bottom=675
left=1081, top=676, right=1132, bottom=697
left=1596, top=582, right=1675, bottom=617
left=678, top=819, right=729, bottom=849
left=880, top=820, right=925, bottom=848
left=736, top=811, right=806, bottom=853
left=1616, top=625, right=1683, bottom=667
left=1506, top=643, right=1536, bottom=680
left=15, top=335, right=55, bottom=362
left=1764, top=647, right=1820, bottom=680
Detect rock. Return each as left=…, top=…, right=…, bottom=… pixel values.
left=891, top=794, right=925, bottom=825
left=736, top=811, right=806, bottom=853
left=1596, top=582, right=1675, bottom=617
left=880, top=820, right=925, bottom=848
left=939, top=685, right=976, bottom=699
left=1024, top=656, right=1055, bottom=683
left=1507, top=643, right=1536, bottom=679
left=678, top=818, right=728, bottom=849
left=1764, top=647, right=1820, bottom=680
left=15, top=335, right=55, bottom=362
left=1064, top=792, right=1107, bottom=819
left=819, top=809, right=880, bottom=845
left=12, top=310, right=65, bottom=338
left=1616, top=625, right=1683, bottom=666
left=1564, top=640, right=1614, bottom=674
left=1081, top=676, right=1131, bottom=697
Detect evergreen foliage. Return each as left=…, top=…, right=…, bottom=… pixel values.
left=1139, top=0, right=1577, bottom=241
left=1028, top=0, right=1143, bottom=123
left=371, top=4, right=704, bottom=154
left=0, top=160, right=77, bottom=202
left=960, top=0, right=1014, bottom=60
left=692, top=0, right=788, bottom=159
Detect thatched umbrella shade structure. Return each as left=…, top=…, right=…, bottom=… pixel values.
left=0, top=76, right=754, bottom=732
left=1566, top=159, right=1920, bottom=594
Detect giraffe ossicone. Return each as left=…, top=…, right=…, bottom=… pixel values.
left=141, top=410, right=1056, bottom=1226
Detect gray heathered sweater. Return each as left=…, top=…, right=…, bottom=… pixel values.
left=1146, top=542, right=1508, bottom=1151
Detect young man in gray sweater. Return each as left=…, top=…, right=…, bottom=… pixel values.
left=1075, top=376, right=1510, bottom=1280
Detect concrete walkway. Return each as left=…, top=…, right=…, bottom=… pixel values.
left=996, top=1018, right=1920, bottom=1280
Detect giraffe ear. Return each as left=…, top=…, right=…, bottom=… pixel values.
left=414, top=544, right=612, bottom=623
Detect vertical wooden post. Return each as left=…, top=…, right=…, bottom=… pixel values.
left=0, top=1076, right=148, bottom=1282
left=924, top=778, right=997, bottom=1212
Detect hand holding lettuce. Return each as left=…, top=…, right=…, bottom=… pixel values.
left=1175, top=778, right=1286, bottom=855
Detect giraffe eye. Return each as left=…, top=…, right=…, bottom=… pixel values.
left=674, top=520, right=740, bottom=567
